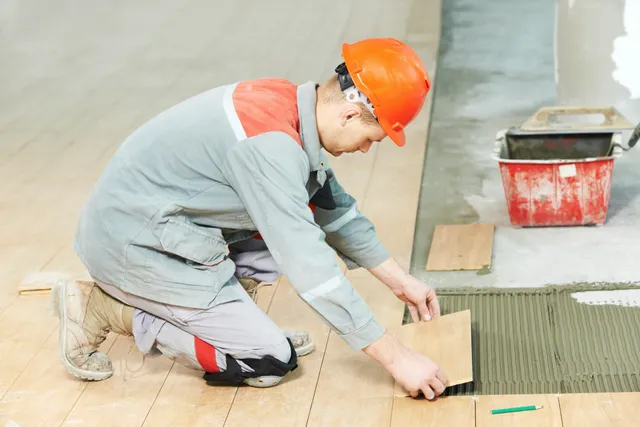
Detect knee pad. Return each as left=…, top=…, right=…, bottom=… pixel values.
left=202, top=338, right=298, bottom=387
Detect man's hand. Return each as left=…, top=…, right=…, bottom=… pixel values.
left=369, top=258, right=440, bottom=322
left=363, top=332, right=447, bottom=399
left=390, top=274, right=440, bottom=323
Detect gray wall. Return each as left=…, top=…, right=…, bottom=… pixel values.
left=556, top=0, right=640, bottom=123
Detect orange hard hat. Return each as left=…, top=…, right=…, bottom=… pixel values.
left=336, top=38, right=431, bottom=147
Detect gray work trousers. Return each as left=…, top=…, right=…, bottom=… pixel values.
left=96, top=238, right=289, bottom=373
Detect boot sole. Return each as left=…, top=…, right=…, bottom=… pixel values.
left=295, top=341, right=315, bottom=358
left=52, top=280, right=113, bottom=381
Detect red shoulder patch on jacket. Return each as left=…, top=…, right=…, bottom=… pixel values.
left=231, top=79, right=315, bottom=242
left=233, top=79, right=302, bottom=147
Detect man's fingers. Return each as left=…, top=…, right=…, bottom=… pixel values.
left=436, top=370, right=448, bottom=386
left=408, top=387, right=420, bottom=398
left=422, top=385, right=435, bottom=400
left=430, top=378, right=446, bottom=396
left=427, top=293, right=441, bottom=318
left=408, top=304, right=420, bottom=323
left=417, top=299, right=431, bottom=321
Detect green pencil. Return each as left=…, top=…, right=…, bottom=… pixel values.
left=491, top=405, right=543, bottom=415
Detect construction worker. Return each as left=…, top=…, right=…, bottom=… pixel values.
left=53, top=37, right=447, bottom=399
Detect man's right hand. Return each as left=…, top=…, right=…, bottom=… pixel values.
left=363, top=332, right=447, bottom=399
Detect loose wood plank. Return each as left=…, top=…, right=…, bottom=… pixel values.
left=426, top=224, right=494, bottom=271
left=391, top=310, right=473, bottom=397
left=17, top=272, right=74, bottom=295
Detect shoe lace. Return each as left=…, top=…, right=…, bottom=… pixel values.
left=249, top=282, right=272, bottom=303
left=95, top=328, right=110, bottom=347
left=120, top=341, right=147, bottom=379
left=240, top=278, right=272, bottom=303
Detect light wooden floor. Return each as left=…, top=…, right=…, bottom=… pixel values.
left=1, top=1, right=639, bottom=426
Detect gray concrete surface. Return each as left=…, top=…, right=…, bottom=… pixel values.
left=410, top=0, right=640, bottom=288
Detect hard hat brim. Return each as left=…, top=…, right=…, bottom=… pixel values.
left=379, top=118, right=406, bottom=147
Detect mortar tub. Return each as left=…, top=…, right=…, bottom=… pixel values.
left=491, top=128, right=624, bottom=227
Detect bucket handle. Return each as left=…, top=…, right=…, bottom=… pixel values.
left=521, top=106, right=635, bottom=132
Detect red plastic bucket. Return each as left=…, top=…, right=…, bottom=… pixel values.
left=492, top=129, right=624, bottom=227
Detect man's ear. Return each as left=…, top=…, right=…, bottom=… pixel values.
left=340, top=104, right=363, bottom=127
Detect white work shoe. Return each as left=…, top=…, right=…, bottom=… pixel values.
left=239, top=277, right=315, bottom=358
left=284, top=329, right=314, bottom=357
left=51, top=279, right=134, bottom=381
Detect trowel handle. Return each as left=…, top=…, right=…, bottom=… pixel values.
left=628, top=123, right=640, bottom=149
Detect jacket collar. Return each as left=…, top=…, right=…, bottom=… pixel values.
left=297, top=82, right=327, bottom=185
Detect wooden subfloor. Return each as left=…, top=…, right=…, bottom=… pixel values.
left=1, top=1, right=638, bottom=426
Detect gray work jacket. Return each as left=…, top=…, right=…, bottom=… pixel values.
left=74, top=79, right=390, bottom=350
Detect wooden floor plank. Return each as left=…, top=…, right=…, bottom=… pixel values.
left=306, top=0, right=442, bottom=421
left=306, top=269, right=407, bottom=423
left=1, top=1, right=444, bottom=426
left=310, top=273, right=404, bottom=403
left=0, top=297, right=57, bottom=399
left=325, top=147, right=379, bottom=204
left=0, top=332, right=117, bottom=427
left=475, top=394, right=562, bottom=427
left=312, top=334, right=393, bottom=402
left=141, top=279, right=281, bottom=427
left=140, top=364, right=237, bottom=427
left=426, top=224, right=495, bottom=271
left=224, top=365, right=325, bottom=427
left=361, top=139, right=429, bottom=272
left=346, top=271, right=407, bottom=329
left=61, top=336, right=174, bottom=427
left=391, top=310, right=473, bottom=397
left=559, top=392, right=640, bottom=427
left=390, top=396, right=475, bottom=427
left=307, top=397, right=393, bottom=427
left=223, top=278, right=331, bottom=427
left=358, top=41, right=439, bottom=274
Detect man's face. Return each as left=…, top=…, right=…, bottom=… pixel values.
left=320, top=105, right=387, bottom=157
